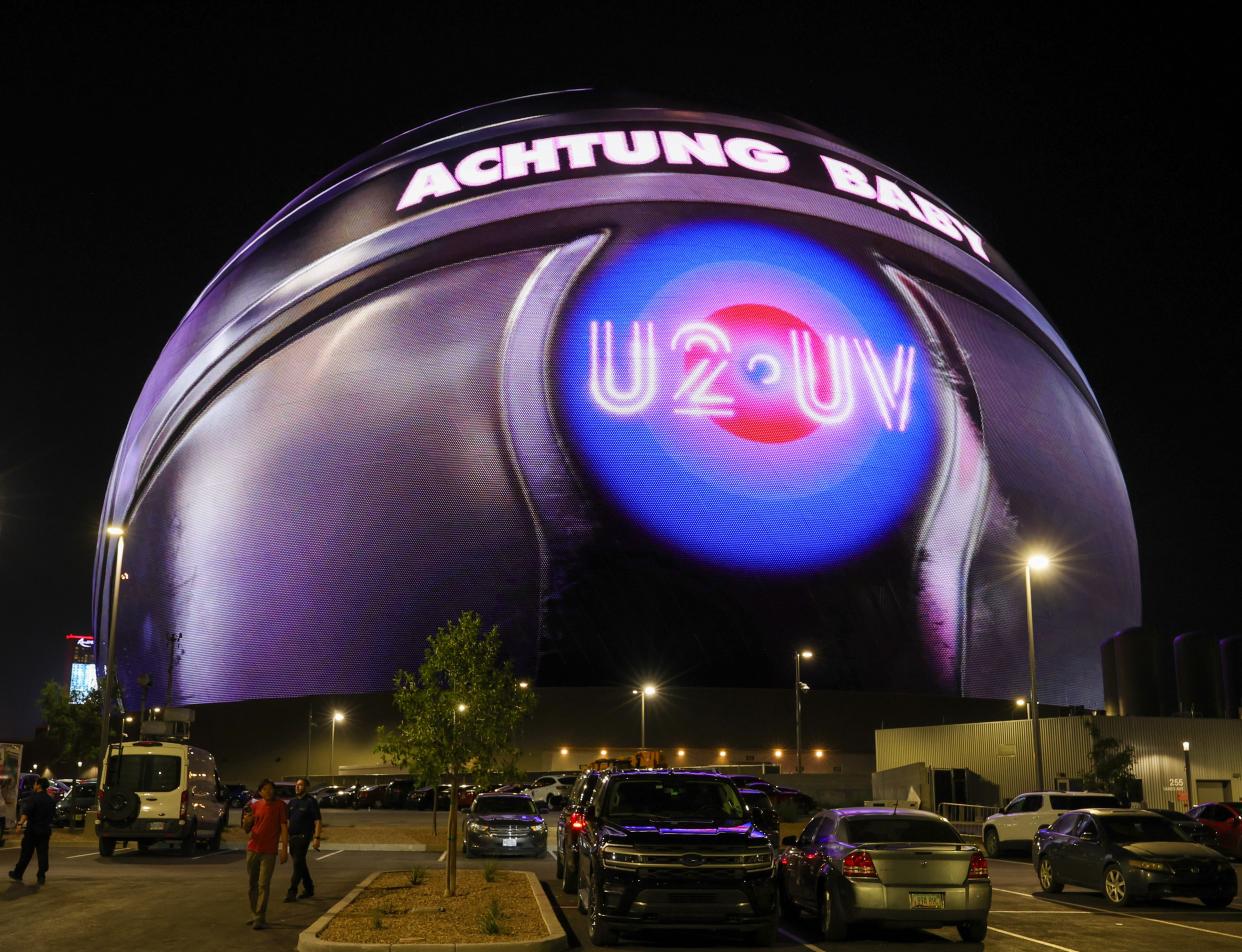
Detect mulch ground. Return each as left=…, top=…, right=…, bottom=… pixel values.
left=319, top=868, right=549, bottom=944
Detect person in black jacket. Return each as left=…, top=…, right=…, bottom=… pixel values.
left=284, top=777, right=322, bottom=902
left=8, top=776, right=55, bottom=884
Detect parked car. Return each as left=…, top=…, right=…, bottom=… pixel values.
left=272, top=781, right=297, bottom=802
left=524, top=775, right=576, bottom=809
left=728, top=776, right=816, bottom=814
left=381, top=779, right=415, bottom=809
left=1187, top=802, right=1242, bottom=858
left=310, top=784, right=347, bottom=808
left=463, top=793, right=547, bottom=857
left=53, top=780, right=98, bottom=826
left=95, top=740, right=230, bottom=856
left=17, top=773, right=63, bottom=802
left=1143, top=808, right=1222, bottom=849
left=555, top=769, right=601, bottom=893
left=329, top=784, right=359, bottom=808
left=780, top=808, right=990, bottom=942
left=983, top=791, right=1121, bottom=856
left=224, top=783, right=251, bottom=808
left=351, top=783, right=387, bottom=809
left=1034, top=809, right=1237, bottom=907
left=575, top=769, right=778, bottom=945
left=740, top=788, right=781, bottom=853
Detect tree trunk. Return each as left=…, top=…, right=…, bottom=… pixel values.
left=446, top=768, right=458, bottom=896
left=431, top=791, right=438, bottom=837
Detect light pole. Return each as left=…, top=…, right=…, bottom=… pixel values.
left=97, top=525, right=126, bottom=774
left=1182, top=741, right=1193, bottom=810
left=1016, top=698, right=1031, bottom=720
left=330, top=711, right=344, bottom=777
left=795, top=650, right=812, bottom=774
left=631, top=685, right=656, bottom=748
left=1025, top=554, right=1051, bottom=791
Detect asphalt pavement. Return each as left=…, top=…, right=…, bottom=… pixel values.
left=3, top=822, right=1240, bottom=950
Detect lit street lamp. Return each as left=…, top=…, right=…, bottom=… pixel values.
left=631, top=685, right=657, bottom=748
left=1016, top=697, right=1031, bottom=720
left=97, top=525, right=126, bottom=773
left=330, top=711, right=344, bottom=777
left=1025, top=554, right=1051, bottom=790
left=1183, top=740, right=1193, bottom=810
left=795, top=650, right=812, bottom=773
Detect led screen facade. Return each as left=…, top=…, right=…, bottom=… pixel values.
left=95, top=93, right=1138, bottom=709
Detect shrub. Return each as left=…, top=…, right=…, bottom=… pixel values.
left=409, top=866, right=427, bottom=885
left=479, top=898, right=507, bottom=935
left=482, top=860, right=500, bottom=882
left=370, top=911, right=384, bottom=930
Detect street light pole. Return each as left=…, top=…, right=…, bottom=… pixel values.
left=1182, top=741, right=1193, bottom=810
left=632, top=685, right=656, bottom=748
left=1025, top=555, right=1050, bottom=791
left=97, top=526, right=126, bottom=775
left=795, top=650, right=812, bottom=774
left=330, top=711, right=344, bottom=777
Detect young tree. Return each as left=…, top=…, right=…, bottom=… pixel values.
left=1081, top=717, right=1137, bottom=801
left=38, top=681, right=109, bottom=770
left=375, top=611, right=535, bottom=896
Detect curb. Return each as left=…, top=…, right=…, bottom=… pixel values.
left=297, top=870, right=568, bottom=952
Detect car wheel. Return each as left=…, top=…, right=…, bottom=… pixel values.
left=983, top=828, right=1001, bottom=858
left=957, top=920, right=987, bottom=942
left=778, top=874, right=799, bottom=921
left=1201, top=890, right=1235, bottom=909
left=99, top=837, right=116, bottom=857
left=1103, top=864, right=1132, bottom=906
left=180, top=823, right=197, bottom=856
left=587, top=878, right=617, bottom=946
left=562, top=850, right=579, bottom=894
left=1038, top=856, right=1064, bottom=893
left=208, top=819, right=224, bottom=851
left=818, top=879, right=849, bottom=942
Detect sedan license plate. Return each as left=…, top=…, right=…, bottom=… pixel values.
left=149, top=821, right=165, bottom=830
left=908, top=892, right=945, bottom=910
left=502, top=837, right=518, bottom=847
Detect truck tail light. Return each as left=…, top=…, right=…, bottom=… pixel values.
left=569, top=811, right=586, bottom=831
left=842, top=849, right=878, bottom=879
left=968, top=852, right=989, bottom=880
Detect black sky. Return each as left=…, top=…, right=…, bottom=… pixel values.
left=4, top=4, right=1237, bottom=737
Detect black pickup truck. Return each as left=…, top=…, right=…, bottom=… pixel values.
left=574, top=769, right=778, bottom=945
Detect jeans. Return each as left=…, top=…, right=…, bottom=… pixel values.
left=13, top=830, right=50, bottom=879
left=246, top=850, right=277, bottom=922
left=288, top=834, right=313, bottom=895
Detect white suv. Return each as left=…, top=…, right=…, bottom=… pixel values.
left=95, top=741, right=230, bottom=856
left=524, top=775, right=577, bottom=809
left=983, top=791, right=1121, bottom=856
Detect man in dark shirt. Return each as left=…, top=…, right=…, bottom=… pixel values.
left=8, top=776, right=54, bottom=884
left=284, top=777, right=322, bottom=902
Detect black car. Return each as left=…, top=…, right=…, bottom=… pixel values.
left=728, top=776, right=816, bottom=815
left=224, top=784, right=251, bottom=808
left=1034, top=809, right=1237, bottom=907
left=351, top=783, right=386, bottom=809
left=463, top=793, right=548, bottom=857
left=739, top=788, right=781, bottom=853
left=575, top=769, right=777, bottom=946
left=382, top=779, right=416, bottom=809
left=53, top=780, right=98, bottom=827
left=555, top=770, right=601, bottom=893
left=1143, top=808, right=1222, bottom=849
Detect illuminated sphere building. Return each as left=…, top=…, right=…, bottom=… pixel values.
left=95, top=92, right=1138, bottom=711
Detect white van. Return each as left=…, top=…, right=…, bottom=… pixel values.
left=95, top=741, right=230, bottom=856
left=982, top=790, right=1121, bottom=856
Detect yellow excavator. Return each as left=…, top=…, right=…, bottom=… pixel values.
left=584, top=748, right=666, bottom=771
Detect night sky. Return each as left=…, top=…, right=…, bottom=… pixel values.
left=4, top=5, right=1236, bottom=737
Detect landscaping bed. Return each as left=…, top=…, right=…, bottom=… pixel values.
left=315, top=868, right=552, bottom=946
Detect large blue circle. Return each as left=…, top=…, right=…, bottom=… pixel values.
left=554, top=220, right=940, bottom=573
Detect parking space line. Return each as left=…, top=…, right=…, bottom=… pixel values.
left=437, top=850, right=447, bottom=862
left=778, top=927, right=824, bottom=952
left=995, top=886, right=1242, bottom=940
left=990, top=910, right=1090, bottom=914
left=988, top=925, right=1082, bottom=951
left=314, top=849, right=343, bottom=862
left=67, top=851, right=100, bottom=859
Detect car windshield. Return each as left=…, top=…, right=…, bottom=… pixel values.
left=474, top=796, right=534, bottom=814
left=105, top=754, right=181, bottom=793
left=841, top=817, right=962, bottom=844
left=1101, top=816, right=1184, bottom=843
left=1049, top=795, right=1119, bottom=809
left=603, top=777, right=745, bottom=822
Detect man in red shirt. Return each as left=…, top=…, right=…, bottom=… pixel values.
left=242, top=779, right=289, bottom=929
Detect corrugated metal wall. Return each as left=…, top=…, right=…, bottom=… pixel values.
left=875, top=715, right=1242, bottom=809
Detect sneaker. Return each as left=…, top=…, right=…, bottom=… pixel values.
left=252, top=921, right=267, bottom=930
left=36, top=874, right=45, bottom=885
left=299, top=890, right=314, bottom=899
left=283, top=892, right=297, bottom=903
left=7, top=871, right=20, bottom=882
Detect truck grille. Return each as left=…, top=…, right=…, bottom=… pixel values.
left=602, top=845, right=772, bottom=872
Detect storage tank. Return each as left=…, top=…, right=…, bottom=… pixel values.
left=1222, top=636, right=1242, bottom=718
left=1100, top=634, right=1120, bottom=715
left=1173, top=631, right=1224, bottom=717
left=1113, top=626, right=1174, bottom=716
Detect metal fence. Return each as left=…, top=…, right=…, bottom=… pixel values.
left=937, top=801, right=994, bottom=840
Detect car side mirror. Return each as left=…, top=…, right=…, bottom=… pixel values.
left=782, top=835, right=797, bottom=846
left=1080, top=830, right=1097, bottom=841
left=1038, top=823, right=1050, bottom=831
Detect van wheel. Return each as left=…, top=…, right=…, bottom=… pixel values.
left=180, top=824, right=196, bottom=856
left=99, top=837, right=116, bottom=857
left=208, top=820, right=224, bottom=851
left=983, top=828, right=1001, bottom=857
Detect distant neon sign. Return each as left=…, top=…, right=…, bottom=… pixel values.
left=555, top=220, right=941, bottom=572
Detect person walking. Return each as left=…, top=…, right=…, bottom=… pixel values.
left=8, top=776, right=54, bottom=884
left=242, top=778, right=288, bottom=929
left=284, top=777, right=322, bottom=902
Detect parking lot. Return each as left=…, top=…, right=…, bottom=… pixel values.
left=3, top=811, right=1240, bottom=949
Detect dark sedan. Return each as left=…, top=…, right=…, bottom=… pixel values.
left=351, top=783, right=386, bottom=809
left=53, top=780, right=98, bottom=827
left=1034, top=809, right=1237, bottom=907
left=729, top=776, right=816, bottom=814
left=463, top=793, right=547, bottom=857
left=780, top=807, right=990, bottom=942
